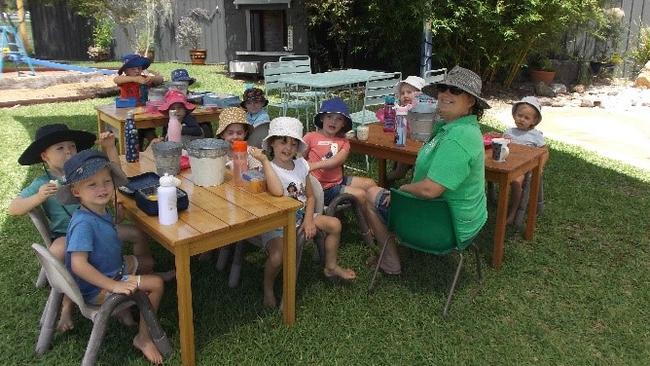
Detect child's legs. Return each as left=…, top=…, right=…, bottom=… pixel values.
left=132, top=274, right=164, bottom=364
left=117, top=223, right=150, bottom=256
left=387, top=162, right=412, bottom=182
left=49, top=236, right=75, bottom=331
left=313, top=215, right=341, bottom=270
left=347, top=176, right=377, bottom=191
left=507, top=175, right=525, bottom=224
left=263, top=236, right=283, bottom=306
left=49, top=236, right=66, bottom=261
left=341, top=185, right=368, bottom=205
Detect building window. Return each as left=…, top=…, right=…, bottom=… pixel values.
left=249, top=10, right=286, bottom=51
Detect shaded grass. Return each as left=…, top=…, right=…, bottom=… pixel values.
left=1, top=73, right=650, bottom=365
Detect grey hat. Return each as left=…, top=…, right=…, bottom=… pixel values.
left=422, top=65, right=491, bottom=109
left=512, top=96, right=542, bottom=122
left=57, top=149, right=128, bottom=205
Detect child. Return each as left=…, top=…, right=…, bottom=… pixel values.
left=303, top=97, right=377, bottom=206
left=386, top=76, right=426, bottom=185
left=157, top=90, right=204, bottom=139
left=250, top=117, right=356, bottom=307
left=57, top=149, right=167, bottom=364
left=215, top=107, right=262, bottom=170
left=8, top=124, right=151, bottom=332
left=241, top=87, right=270, bottom=127
left=503, top=96, right=546, bottom=224
left=170, top=69, right=213, bottom=137
left=113, top=54, right=164, bottom=148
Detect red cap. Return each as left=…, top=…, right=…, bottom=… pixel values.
left=231, top=140, right=248, bottom=152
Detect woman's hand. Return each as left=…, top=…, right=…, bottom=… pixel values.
left=249, top=147, right=268, bottom=163
left=301, top=218, right=317, bottom=240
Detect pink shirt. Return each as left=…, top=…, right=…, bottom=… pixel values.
left=303, top=132, right=350, bottom=189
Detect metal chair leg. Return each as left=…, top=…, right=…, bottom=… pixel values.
left=473, top=243, right=483, bottom=283
left=442, top=252, right=464, bottom=317
left=368, top=234, right=392, bottom=293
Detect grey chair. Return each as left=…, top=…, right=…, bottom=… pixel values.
left=32, top=244, right=172, bottom=366
left=28, top=208, right=53, bottom=288
left=247, top=122, right=270, bottom=149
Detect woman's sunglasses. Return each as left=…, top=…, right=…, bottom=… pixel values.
left=436, top=85, right=465, bottom=95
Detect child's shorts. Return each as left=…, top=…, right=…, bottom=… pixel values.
left=322, top=176, right=353, bottom=205
left=258, top=212, right=319, bottom=252
left=88, top=255, right=139, bottom=305
left=373, top=188, right=391, bottom=225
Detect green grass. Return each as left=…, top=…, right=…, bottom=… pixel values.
left=1, top=66, right=650, bottom=365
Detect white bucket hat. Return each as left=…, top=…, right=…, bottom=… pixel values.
left=512, top=96, right=542, bottom=123
left=394, top=76, right=426, bottom=95
left=262, top=117, right=306, bottom=153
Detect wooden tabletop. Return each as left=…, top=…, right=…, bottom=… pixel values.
left=96, top=104, right=222, bottom=122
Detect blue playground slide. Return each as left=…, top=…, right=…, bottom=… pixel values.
left=23, top=57, right=116, bottom=75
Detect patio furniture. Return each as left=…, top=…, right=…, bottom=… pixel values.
left=350, top=72, right=402, bottom=126
left=28, top=208, right=52, bottom=288
left=263, top=61, right=315, bottom=122
left=32, top=243, right=172, bottom=366
left=367, top=190, right=483, bottom=317
left=423, top=68, right=447, bottom=84
left=278, top=55, right=326, bottom=101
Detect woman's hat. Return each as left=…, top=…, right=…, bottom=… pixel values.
left=56, top=149, right=128, bottom=205
left=262, top=117, right=306, bottom=153
left=215, top=107, right=253, bottom=138
left=171, top=68, right=195, bottom=85
left=158, top=89, right=196, bottom=113
left=118, top=54, right=151, bottom=75
left=422, top=66, right=491, bottom=109
left=313, top=97, right=352, bottom=133
left=512, top=96, right=542, bottom=122
left=240, top=87, right=269, bottom=108
left=394, top=76, right=425, bottom=95
left=19, top=124, right=96, bottom=166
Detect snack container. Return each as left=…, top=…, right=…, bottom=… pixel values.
left=242, top=169, right=266, bottom=193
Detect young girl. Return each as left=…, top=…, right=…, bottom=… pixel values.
left=303, top=97, right=377, bottom=206
left=503, top=96, right=546, bottom=224
left=386, top=76, right=426, bottom=185
left=215, top=107, right=262, bottom=170
left=157, top=90, right=204, bottom=139
left=251, top=117, right=356, bottom=308
left=240, top=87, right=271, bottom=127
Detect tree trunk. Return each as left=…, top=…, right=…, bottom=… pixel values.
left=16, top=0, right=32, bottom=53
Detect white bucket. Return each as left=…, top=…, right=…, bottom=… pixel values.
left=186, top=138, right=229, bottom=186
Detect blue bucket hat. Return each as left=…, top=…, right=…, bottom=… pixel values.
left=313, top=97, right=352, bottom=133
left=171, top=68, right=195, bottom=85
left=56, top=149, right=128, bottom=204
left=118, top=54, right=151, bottom=75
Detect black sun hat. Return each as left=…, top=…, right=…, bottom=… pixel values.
left=18, top=124, right=96, bottom=166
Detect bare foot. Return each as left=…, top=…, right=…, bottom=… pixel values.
left=156, top=270, right=176, bottom=282
left=263, top=291, right=277, bottom=308
left=324, top=266, right=357, bottom=281
left=117, top=308, right=137, bottom=327
left=56, top=312, right=74, bottom=333
left=133, top=333, right=164, bottom=365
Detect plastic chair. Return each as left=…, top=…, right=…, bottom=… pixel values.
left=350, top=72, right=401, bottom=126
left=31, top=244, right=172, bottom=365
left=423, top=68, right=448, bottom=85
left=28, top=208, right=53, bottom=288
left=277, top=55, right=326, bottom=101
left=368, top=189, right=483, bottom=317
left=263, top=61, right=315, bottom=122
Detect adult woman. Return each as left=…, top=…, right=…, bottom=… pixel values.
left=364, top=66, right=489, bottom=274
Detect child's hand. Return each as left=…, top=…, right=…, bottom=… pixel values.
left=249, top=147, right=268, bottom=163
left=98, top=131, right=116, bottom=150
left=301, top=219, right=317, bottom=240
left=37, top=182, right=59, bottom=201
left=111, top=277, right=137, bottom=295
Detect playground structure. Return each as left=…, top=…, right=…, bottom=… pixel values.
left=1, top=13, right=116, bottom=78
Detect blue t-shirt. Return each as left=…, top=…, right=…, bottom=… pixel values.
left=65, top=209, right=122, bottom=302
left=20, top=174, right=79, bottom=234
left=247, top=110, right=270, bottom=127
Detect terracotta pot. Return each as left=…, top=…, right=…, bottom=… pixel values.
left=190, top=49, right=207, bottom=65
left=530, top=70, right=556, bottom=85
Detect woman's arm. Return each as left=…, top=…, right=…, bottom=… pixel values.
left=400, top=178, right=445, bottom=199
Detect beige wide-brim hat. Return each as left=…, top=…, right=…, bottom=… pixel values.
left=215, top=107, right=253, bottom=138
left=394, top=75, right=425, bottom=95
left=262, top=117, right=306, bottom=153
left=422, top=66, right=491, bottom=109
left=512, top=96, right=542, bottom=122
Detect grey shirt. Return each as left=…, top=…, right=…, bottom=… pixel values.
left=504, top=127, right=545, bottom=147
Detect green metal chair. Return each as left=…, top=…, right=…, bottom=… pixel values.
left=368, top=189, right=484, bottom=317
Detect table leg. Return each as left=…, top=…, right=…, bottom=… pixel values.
left=175, top=246, right=195, bottom=366
left=96, top=112, right=103, bottom=142
left=117, top=122, right=126, bottom=155
left=524, top=159, right=542, bottom=240
left=492, top=175, right=510, bottom=270
left=378, top=158, right=387, bottom=188
left=282, top=210, right=297, bottom=326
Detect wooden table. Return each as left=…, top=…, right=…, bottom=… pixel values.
left=348, top=123, right=547, bottom=269
left=96, top=104, right=221, bottom=154
left=119, top=152, right=301, bottom=366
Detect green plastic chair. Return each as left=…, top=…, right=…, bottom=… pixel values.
left=368, top=189, right=484, bottom=317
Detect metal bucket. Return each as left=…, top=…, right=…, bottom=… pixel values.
left=152, top=141, right=182, bottom=176
left=167, top=81, right=188, bottom=96
left=186, top=138, right=229, bottom=186
left=408, top=100, right=437, bottom=142
left=148, top=87, right=167, bottom=102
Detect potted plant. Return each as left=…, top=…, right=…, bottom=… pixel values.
left=176, top=8, right=214, bottom=65
left=529, top=56, right=556, bottom=85
left=87, top=17, right=114, bottom=62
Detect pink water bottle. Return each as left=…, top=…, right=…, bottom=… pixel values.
left=383, top=96, right=396, bottom=133
left=231, top=140, right=248, bottom=186
left=167, top=109, right=182, bottom=143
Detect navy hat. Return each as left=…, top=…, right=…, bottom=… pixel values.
left=313, top=97, right=352, bottom=133
left=240, top=87, right=269, bottom=108
left=118, top=54, right=151, bottom=75
left=18, top=124, right=96, bottom=166
left=56, top=149, right=128, bottom=205
left=171, top=68, right=195, bottom=85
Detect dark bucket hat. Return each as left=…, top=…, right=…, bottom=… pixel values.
left=56, top=149, right=128, bottom=205
left=240, top=87, right=269, bottom=108
left=171, top=68, right=196, bottom=85
left=422, top=66, right=491, bottom=110
left=118, top=54, right=151, bottom=75
left=18, top=124, right=96, bottom=166
left=313, top=97, right=352, bottom=133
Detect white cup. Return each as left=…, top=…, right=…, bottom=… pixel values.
left=491, top=138, right=510, bottom=162
left=345, top=130, right=356, bottom=139
left=356, top=125, right=370, bottom=141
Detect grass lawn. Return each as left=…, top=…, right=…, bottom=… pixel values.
left=1, top=65, right=650, bottom=365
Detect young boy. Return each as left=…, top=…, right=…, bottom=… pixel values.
left=57, top=149, right=167, bottom=364
left=8, top=124, right=150, bottom=332
left=241, top=87, right=270, bottom=127
left=157, top=90, right=204, bottom=138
